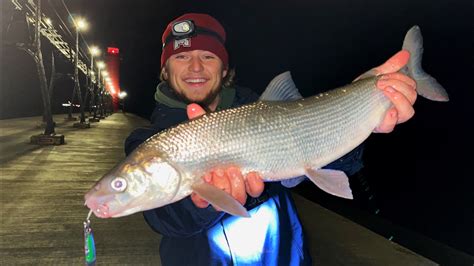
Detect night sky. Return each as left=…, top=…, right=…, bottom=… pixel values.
left=1, top=0, right=473, bottom=257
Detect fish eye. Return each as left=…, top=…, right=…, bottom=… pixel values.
left=111, top=177, right=127, bottom=192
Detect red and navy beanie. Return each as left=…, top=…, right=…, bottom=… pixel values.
left=161, top=13, right=228, bottom=68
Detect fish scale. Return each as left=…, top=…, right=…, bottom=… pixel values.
left=147, top=76, right=389, bottom=181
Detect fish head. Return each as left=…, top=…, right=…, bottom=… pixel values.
left=84, top=153, right=181, bottom=218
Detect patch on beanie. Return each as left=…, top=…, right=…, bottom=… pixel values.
left=174, top=38, right=191, bottom=50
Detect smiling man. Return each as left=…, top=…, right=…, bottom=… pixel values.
left=161, top=49, right=227, bottom=110
left=124, top=13, right=417, bottom=265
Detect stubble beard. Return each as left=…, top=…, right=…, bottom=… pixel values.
left=173, top=83, right=222, bottom=110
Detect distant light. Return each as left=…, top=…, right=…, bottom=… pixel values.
left=105, top=77, right=111, bottom=82
left=62, top=101, right=80, bottom=107
left=102, top=71, right=109, bottom=77
left=107, top=47, right=119, bottom=54
left=96, top=61, right=105, bottom=69
left=89, top=46, right=100, bottom=56
left=75, top=17, right=88, bottom=31
left=45, top=18, right=52, bottom=26
left=118, top=91, right=127, bottom=99
left=110, top=88, right=116, bottom=94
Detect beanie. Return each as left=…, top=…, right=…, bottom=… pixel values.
left=161, top=13, right=228, bottom=68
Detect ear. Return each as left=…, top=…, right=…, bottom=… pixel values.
left=222, top=69, right=228, bottom=78
left=161, top=68, right=168, bottom=80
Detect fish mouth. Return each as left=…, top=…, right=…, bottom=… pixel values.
left=85, top=200, right=111, bottom=218
left=84, top=195, right=114, bottom=218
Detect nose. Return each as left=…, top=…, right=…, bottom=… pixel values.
left=189, top=56, right=204, bottom=72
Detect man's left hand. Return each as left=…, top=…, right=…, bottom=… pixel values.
left=356, top=50, right=418, bottom=133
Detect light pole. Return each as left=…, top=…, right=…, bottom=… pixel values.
left=86, top=46, right=100, bottom=117
left=93, top=61, right=105, bottom=121
left=100, top=70, right=109, bottom=118
left=73, top=18, right=91, bottom=128
left=118, top=91, right=127, bottom=113
left=68, top=17, right=88, bottom=123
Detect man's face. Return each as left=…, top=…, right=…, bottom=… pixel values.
left=163, top=50, right=227, bottom=107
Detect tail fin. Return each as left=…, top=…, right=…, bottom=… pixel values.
left=402, top=26, right=449, bottom=101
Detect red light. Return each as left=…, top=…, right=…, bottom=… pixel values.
left=107, top=47, right=119, bottom=54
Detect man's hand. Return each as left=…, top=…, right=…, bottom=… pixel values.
left=356, top=50, right=418, bottom=133
left=186, top=103, right=265, bottom=209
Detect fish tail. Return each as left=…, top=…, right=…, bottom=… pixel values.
left=402, top=26, right=449, bottom=101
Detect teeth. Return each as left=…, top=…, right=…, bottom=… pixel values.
left=185, top=79, right=206, bottom=83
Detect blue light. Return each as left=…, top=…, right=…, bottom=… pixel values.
left=207, top=203, right=279, bottom=264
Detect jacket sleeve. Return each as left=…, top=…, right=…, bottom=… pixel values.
left=124, top=112, right=228, bottom=238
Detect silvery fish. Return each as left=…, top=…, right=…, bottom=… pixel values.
left=85, top=26, right=448, bottom=218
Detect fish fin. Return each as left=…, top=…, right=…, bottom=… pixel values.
left=403, top=26, right=449, bottom=102
left=259, top=71, right=303, bottom=101
left=192, top=182, right=250, bottom=217
left=305, top=168, right=353, bottom=199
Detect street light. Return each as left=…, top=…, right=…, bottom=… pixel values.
left=118, top=91, right=127, bottom=99
left=75, top=17, right=88, bottom=31
left=98, top=68, right=108, bottom=118
left=118, top=91, right=127, bottom=113
left=87, top=46, right=100, bottom=118
left=96, top=61, right=105, bottom=70
left=71, top=16, right=90, bottom=128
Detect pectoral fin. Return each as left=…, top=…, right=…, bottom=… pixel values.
left=192, top=182, right=250, bottom=217
left=305, top=168, right=353, bottom=199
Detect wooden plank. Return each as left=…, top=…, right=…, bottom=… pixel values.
left=1, top=113, right=161, bottom=265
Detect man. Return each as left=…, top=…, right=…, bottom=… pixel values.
left=125, top=13, right=417, bottom=265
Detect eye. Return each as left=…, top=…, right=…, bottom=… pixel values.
left=111, top=177, right=127, bottom=192
left=202, top=54, right=216, bottom=60
left=173, top=53, right=189, bottom=60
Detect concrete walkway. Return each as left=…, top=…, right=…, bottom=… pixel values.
left=1, top=113, right=439, bottom=265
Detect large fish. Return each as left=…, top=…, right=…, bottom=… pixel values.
left=85, top=26, right=448, bottom=218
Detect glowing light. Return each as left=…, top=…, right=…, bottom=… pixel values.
left=208, top=203, right=278, bottom=264
left=75, top=17, right=88, bottom=31
left=107, top=47, right=119, bottom=54
left=118, top=91, right=127, bottom=99
left=89, top=46, right=100, bottom=56
left=45, top=18, right=52, bottom=26
left=96, top=61, right=105, bottom=69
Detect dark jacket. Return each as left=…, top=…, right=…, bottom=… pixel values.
left=124, top=82, right=363, bottom=266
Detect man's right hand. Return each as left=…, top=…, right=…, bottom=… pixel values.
left=186, top=103, right=264, bottom=210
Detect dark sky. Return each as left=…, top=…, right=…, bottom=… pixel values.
left=1, top=0, right=473, bottom=257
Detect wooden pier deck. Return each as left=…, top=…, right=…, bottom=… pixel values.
left=0, top=113, right=442, bottom=265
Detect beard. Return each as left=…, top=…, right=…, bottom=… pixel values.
left=172, top=85, right=222, bottom=110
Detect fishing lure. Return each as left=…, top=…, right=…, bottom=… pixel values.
left=84, top=210, right=96, bottom=266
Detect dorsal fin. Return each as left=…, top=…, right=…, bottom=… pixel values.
left=259, top=71, right=303, bottom=101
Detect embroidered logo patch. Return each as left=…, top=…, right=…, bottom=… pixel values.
left=174, top=38, right=191, bottom=50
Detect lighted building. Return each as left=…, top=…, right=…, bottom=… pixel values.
left=106, top=47, right=120, bottom=111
